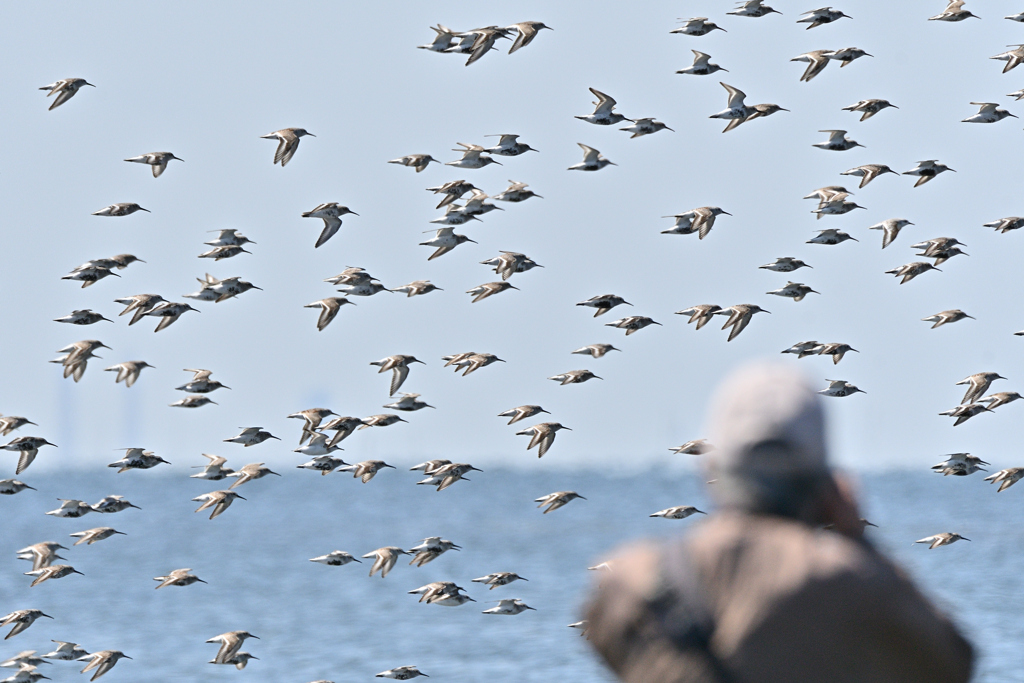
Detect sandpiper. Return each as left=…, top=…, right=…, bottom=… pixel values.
left=340, top=460, right=396, bottom=483
left=940, top=403, right=993, bottom=426
left=675, top=304, right=722, bottom=329
left=708, top=83, right=753, bottom=132
left=791, top=50, right=834, bottom=82
left=456, top=353, right=504, bottom=375
left=124, top=152, right=182, bottom=178
left=170, top=395, right=216, bottom=408
left=621, top=118, right=674, bottom=138
left=922, top=309, right=973, bottom=328
left=759, top=257, right=811, bottom=273
left=393, top=280, right=441, bottom=297
left=417, top=462, right=480, bottom=491
left=321, top=416, right=363, bottom=446
left=1, top=611, right=52, bottom=639
left=798, top=6, right=850, bottom=29
left=376, top=666, right=429, bottom=680
left=498, top=405, right=549, bottom=425
left=261, top=128, right=314, bottom=166
left=915, top=533, right=969, bottom=549
left=715, top=305, right=770, bottom=341
left=362, top=547, right=409, bottom=578
left=197, top=245, right=250, bottom=261
left=493, top=180, right=542, bottom=202
left=309, top=551, right=360, bottom=566
left=0, top=480, right=35, bottom=495
left=818, top=379, right=864, bottom=397
left=24, top=564, right=82, bottom=587
left=0, top=417, right=37, bottom=436
left=767, top=282, right=819, bottom=301
left=481, top=252, right=541, bottom=280
left=153, top=568, right=206, bottom=589
left=991, top=46, right=1024, bottom=73
left=932, top=453, right=989, bottom=477
left=483, top=599, right=536, bottom=615
left=205, top=229, right=254, bottom=247
left=42, top=642, right=88, bottom=661
left=473, top=572, right=528, bottom=589
left=813, top=130, right=863, bottom=151
left=816, top=342, right=858, bottom=364
left=984, top=468, right=1024, bottom=492
left=447, top=143, right=501, bottom=169
left=957, top=372, right=1005, bottom=405
left=980, top=391, right=1021, bottom=410
left=384, top=393, right=434, bottom=412
left=108, top=448, right=169, bottom=472
left=3, top=436, right=57, bottom=475
left=807, top=229, right=857, bottom=245
left=39, top=78, right=94, bottom=110
left=90, top=495, right=140, bottom=513
left=575, top=88, right=631, bottom=125
left=962, top=102, right=1018, bottom=123
left=787, top=340, right=826, bottom=357
left=568, top=143, right=615, bottom=171
left=841, top=164, right=898, bottom=188
left=467, top=281, right=518, bottom=303
left=676, top=50, right=727, bottom=75
left=671, top=17, right=726, bottom=35
left=77, top=651, right=130, bottom=681
left=427, top=180, right=478, bottom=209
left=577, top=294, right=631, bottom=317
left=114, top=294, right=165, bottom=325
left=69, top=528, right=124, bottom=546
left=507, top=21, right=552, bottom=53
left=304, top=298, right=354, bottom=332
left=144, top=302, right=199, bottom=332
left=484, top=134, right=537, bottom=156
left=929, top=0, right=979, bottom=21
left=421, top=227, right=477, bottom=260
left=669, top=439, right=715, bottom=455
left=409, top=537, right=460, bottom=566
left=886, top=261, right=941, bottom=284
left=728, top=0, right=781, bottom=17
left=535, top=490, right=584, bottom=513
left=0, top=652, right=48, bottom=669
left=842, top=99, right=897, bottom=121
left=650, top=506, right=706, bottom=519
left=572, top=344, right=620, bottom=358
left=223, top=427, right=279, bottom=447
left=517, top=422, right=570, bottom=458
left=92, top=203, right=148, bottom=217
left=903, top=160, right=955, bottom=187
left=45, top=500, right=92, bottom=518
left=358, top=414, right=407, bottom=430
left=207, top=632, right=258, bottom=665
left=370, top=355, right=425, bottom=396
left=297, top=455, right=348, bottom=475
left=984, top=216, right=1024, bottom=233
left=192, top=490, right=245, bottom=519
left=549, top=369, right=602, bottom=385
left=388, top=154, right=438, bottom=172
left=227, top=463, right=280, bottom=489
left=605, top=316, right=662, bottom=335
left=103, top=361, right=152, bottom=388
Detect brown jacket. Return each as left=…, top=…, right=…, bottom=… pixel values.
left=586, top=513, right=973, bottom=683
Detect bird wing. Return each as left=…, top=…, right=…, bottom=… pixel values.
left=315, top=216, right=342, bottom=248
left=391, top=365, right=409, bottom=396
left=721, top=82, right=746, bottom=109
left=589, top=88, right=617, bottom=116
left=578, top=143, right=600, bottom=163
left=276, top=135, right=300, bottom=166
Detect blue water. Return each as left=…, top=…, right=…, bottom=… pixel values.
left=2, top=468, right=1021, bottom=682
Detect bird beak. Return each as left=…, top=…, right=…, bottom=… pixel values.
left=721, top=211, right=732, bottom=216
left=236, top=495, right=247, bottom=501
left=564, top=427, right=573, bottom=431
left=307, top=134, right=316, bottom=137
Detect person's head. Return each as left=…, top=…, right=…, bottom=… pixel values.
left=706, top=362, right=844, bottom=523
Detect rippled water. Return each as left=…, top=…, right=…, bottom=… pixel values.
left=2, top=468, right=1021, bottom=682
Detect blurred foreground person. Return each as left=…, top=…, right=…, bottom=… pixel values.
left=585, top=363, right=973, bottom=683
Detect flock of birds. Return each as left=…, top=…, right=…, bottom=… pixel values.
left=4, top=1, right=1023, bottom=680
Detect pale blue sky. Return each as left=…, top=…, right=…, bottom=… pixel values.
left=3, top=1, right=1023, bottom=474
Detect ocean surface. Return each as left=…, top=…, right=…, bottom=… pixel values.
left=2, top=467, right=1021, bottom=682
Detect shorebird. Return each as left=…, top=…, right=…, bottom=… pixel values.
left=45, top=499, right=92, bottom=518
left=42, top=642, right=88, bottom=661
left=669, top=439, right=715, bottom=455
left=767, top=281, right=819, bottom=301
left=153, top=568, right=206, bottom=589
left=818, top=379, right=865, bottom=397
left=384, top=393, right=433, bottom=412
left=991, top=46, right=1024, bottom=73
left=535, top=490, right=584, bottom=513
left=572, top=344, right=620, bottom=358
left=427, top=180, right=478, bottom=209
left=92, top=203, right=148, bottom=217
left=310, top=551, right=361, bottom=566
left=409, top=537, right=460, bottom=566
left=77, top=651, right=130, bottom=681
left=388, top=154, right=438, bottom=172
left=227, top=463, right=280, bottom=489
left=650, top=506, right=706, bottom=519
left=489, top=181, right=540, bottom=204
left=715, top=305, right=770, bottom=341
left=304, top=298, right=353, bottom=332
left=108, top=448, right=169, bottom=472
left=980, top=391, right=1021, bottom=410
left=205, top=229, right=254, bottom=247
left=301, top=204, right=357, bottom=248
left=0, top=480, right=35, bottom=495
left=549, top=369, right=602, bottom=385
left=90, top=495, right=140, bottom=513
left=410, top=581, right=472, bottom=605
left=828, top=47, right=872, bottom=66
left=418, top=24, right=455, bottom=51
left=25, top=564, right=83, bottom=587
left=886, top=261, right=941, bottom=284
left=1010, top=88, right=1024, bottom=100
left=114, top=294, right=165, bottom=325
left=690, top=207, right=731, bottom=239
left=675, top=304, right=722, bottom=330
left=577, top=294, right=631, bottom=317
left=3, top=437, right=57, bottom=475
left=957, top=372, right=1006, bottom=405
left=842, top=99, right=897, bottom=121
left=676, top=50, right=727, bottom=75
left=103, top=361, right=152, bottom=388
left=207, top=632, right=258, bottom=665
left=358, top=415, right=407, bottom=430
left=517, top=422, right=570, bottom=458
left=362, top=547, right=409, bottom=577
left=962, top=102, right=1017, bottom=123
left=376, top=666, right=430, bottom=680
left=473, top=572, right=528, bottom=589
left=1, top=652, right=48, bottom=669
left=507, top=21, right=552, bottom=53
left=940, top=402, right=993, bottom=426
left=728, top=0, right=781, bottom=17
left=621, top=118, right=674, bottom=138
left=340, top=460, right=396, bottom=483
left=393, top=280, right=441, bottom=297
left=297, top=455, right=348, bottom=475
left=914, top=239, right=968, bottom=266
left=985, top=468, right=1024, bottom=492
left=903, top=160, right=955, bottom=187
left=0, top=417, right=37, bottom=436
left=869, top=219, right=913, bottom=248
left=498, top=405, right=549, bottom=425
left=932, top=453, right=989, bottom=477
left=416, top=462, right=480, bottom=491
left=759, top=257, right=811, bottom=273
left=170, top=395, right=216, bottom=408
left=124, top=152, right=182, bottom=177
left=791, top=50, right=834, bottom=82
left=261, top=128, right=314, bottom=166
left=447, top=143, right=501, bottom=169
left=929, top=0, right=979, bottom=21
left=816, top=342, right=858, bottom=364
left=143, top=302, right=198, bottom=332
left=192, top=491, right=245, bottom=519
left=813, top=130, right=862, bottom=151
left=483, top=599, right=536, bottom=615
left=224, top=427, right=279, bottom=447
left=708, top=82, right=753, bottom=132
left=842, top=164, right=898, bottom=189
left=807, top=229, right=857, bottom=245
left=984, top=216, right=1024, bottom=233
left=568, top=143, right=615, bottom=171
left=336, top=280, right=389, bottom=297
left=481, top=251, right=541, bottom=280
left=16, top=542, right=66, bottom=570
left=605, top=316, right=661, bottom=335
left=922, top=309, right=974, bottom=328
left=915, top=533, right=969, bottom=549
left=321, top=416, right=363, bottom=446
left=798, top=6, right=850, bottom=29
left=455, top=353, right=504, bottom=376
left=197, top=244, right=250, bottom=261
left=484, top=134, right=537, bottom=156
left=2, top=611, right=52, bottom=640
left=370, top=355, right=425, bottom=396
left=420, top=227, right=477, bottom=260
left=410, top=459, right=451, bottom=474
left=467, top=281, right=518, bottom=303
left=39, top=78, right=94, bottom=109
left=61, top=266, right=118, bottom=288
left=215, top=653, right=257, bottom=670
left=575, top=88, right=631, bottom=125
left=803, top=185, right=849, bottom=201
left=671, top=17, right=726, bottom=35
left=811, top=193, right=864, bottom=219
left=461, top=26, right=513, bottom=66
